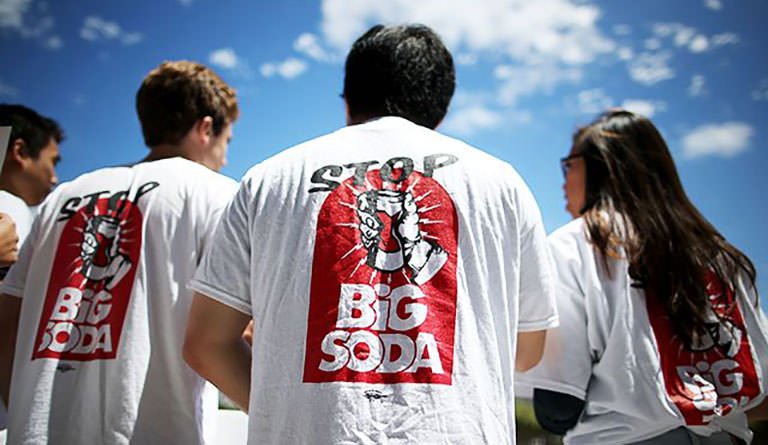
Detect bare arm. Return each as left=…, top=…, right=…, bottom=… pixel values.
left=516, top=329, right=547, bottom=372
left=183, top=292, right=252, bottom=412
left=748, top=398, right=768, bottom=422
left=0, top=294, right=21, bottom=405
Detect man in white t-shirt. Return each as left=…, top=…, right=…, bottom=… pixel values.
left=0, top=60, right=239, bottom=444
left=0, top=104, right=63, bottom=256
left=183, top=24, right=558, bottom=445
left=0, top=104, right=63, bottom=441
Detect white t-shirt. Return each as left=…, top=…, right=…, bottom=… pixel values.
left=1, top=157, right=237, bottom=445
left=190, top=116, right=559, bottom=445
left=518, top=217, right=768, bottom=444
left=0, top=190, right=36, bottom=433
left=0, top=190, right=35, bottom=247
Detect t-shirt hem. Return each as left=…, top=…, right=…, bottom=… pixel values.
left=518, top=314, right=559, bottom=332
left=0, top=283, right=23, bottom=298
left=188, top=279, right=252, bottom=316
left=516, top=376, right=586, bottom=400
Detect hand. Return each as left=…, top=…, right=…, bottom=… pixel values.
left=395, top=192, right=448, bottom=285
left=395, top=192, right=421, bottom=250
left=0, top=213, right=19, bottom=267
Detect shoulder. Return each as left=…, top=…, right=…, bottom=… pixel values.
left=548, top=218, right=590, bottom=266
left=0, top=191, right=31, bottom=219
left=149, top=158, right=238, bottom=192
left=549, top=218, right=586, bottom=246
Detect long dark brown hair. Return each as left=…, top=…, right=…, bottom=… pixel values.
left=574, top=109, right=757, bottom=348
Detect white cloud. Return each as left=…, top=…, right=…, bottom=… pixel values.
left=495, top=62, right=582, bottom=106
left=260, top=58, right=308, bottom=79
left=266, top=0, right=618, bottom=134
left=651, top=22, right=733, bottom=54
left=0, top=78, right=19, bottom=98
left=620, top=99, right=665, bottom=117
left=81, top=16, right=143, bottom=45
left=712, top=32, right=739, bottom=47
left=0, top=0, right=30, bottom=28
left=209, top=48, right=240, bottom=70
left=318, top=0, right=614, bottom=65
left=209, top=48, right=254, bottom=78
left=644, top=38, right=662, bottom=51
left=294, top=33, right=331, bottom=62
left=449, top=90, right=495, bottom=109
left=577, top=88, right=612, bottom=115
left=651, top=23, right=677, bottom=38
left=613, top=24, right=631, bottom=36
left=441, top=105, right=504, bottom=136
left=44, top=35, right=62, bottom=50
left=456, top=53, right=478, bottom=66
left=121, top=33, right=143, bottom=45
left=0, top=0, right=61, bottom=49
left=673, top=26, right=696, bottom=47
left=752, top=79, right=768, bottom=101
left=688, top=74, right=706, bottom=97
left=688, top=35, right=709, bottom=53
left=628, top=52, right=674, bottom=86
left=652, top=23, right=695, bottom=47
left=704, top=0, right=722, bottom=11
left=682, top=122, right=753, bottom=159
left=617, top=47, right=633, bottom=61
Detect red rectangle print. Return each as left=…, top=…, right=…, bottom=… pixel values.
left=304, top=166, right=458, bottom=384
left=647, top=272, right=761, bottom=425
left=32, top=184, right=156, bottom=361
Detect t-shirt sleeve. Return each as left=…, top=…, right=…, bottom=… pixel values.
left=0, top=208, right=41, bottom=297
left=0, top=192, right=34, bottom=245
left=189, top=177, right=253, bottom=316
left=195, top=176, right=239, bottom=265
left=517, top=229, right=592, bottom=400
left=515, top=183, right=559, bottom=332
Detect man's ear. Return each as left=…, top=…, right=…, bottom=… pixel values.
left=8, top=138, right=30, bottom=164
left=194, top=116, right=214, bottom=145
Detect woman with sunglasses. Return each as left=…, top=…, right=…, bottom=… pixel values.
left=520, top=110, right=768, bottom=444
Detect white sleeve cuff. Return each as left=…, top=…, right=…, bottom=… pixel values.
left=518, top=314, right=559, bottom=332
left=0, top=282, right=24, bottom=298
left=188, top=279, right=252, bottom=316
left=515, top=375, right=587, bottom=400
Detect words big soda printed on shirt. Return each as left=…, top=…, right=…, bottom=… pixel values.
left=33, top=182, right=158, bottom=361
left=304, top=155, right=459, bottom=385
left=647, top=271, right=761, bottom=425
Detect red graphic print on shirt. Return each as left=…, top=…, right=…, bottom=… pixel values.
left=32, top=185, right=157, bottom=361
left=647, top=272, right=761, bottom=424
left=304, top=168, right=458, bottom=385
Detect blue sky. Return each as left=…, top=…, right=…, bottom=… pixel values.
left=1, top=0, right=766, bottom=304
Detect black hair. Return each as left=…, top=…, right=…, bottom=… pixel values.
left=0, top=104, right=64, bottom=158
left=343, top=24, right=455, bottom=129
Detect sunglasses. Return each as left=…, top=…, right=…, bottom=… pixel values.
left=560, top=154, right=583, bottom=177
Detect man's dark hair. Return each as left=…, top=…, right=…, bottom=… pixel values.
left=0, top=104, right=64, bottom=158
left=343, top=24, right=455, bottom=129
